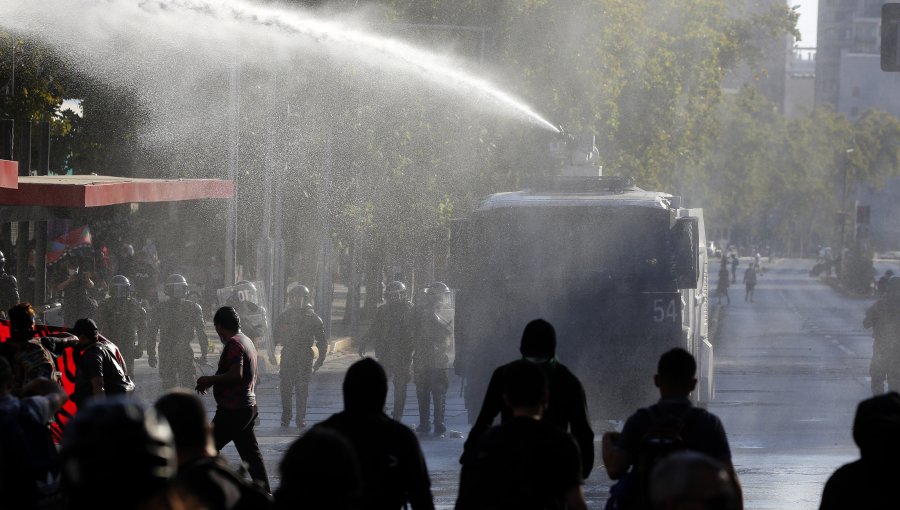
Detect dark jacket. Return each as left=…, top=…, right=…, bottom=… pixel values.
left=462, top=359, right=595, bottom=478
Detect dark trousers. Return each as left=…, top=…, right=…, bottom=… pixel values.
left=158, top=341, right=195, bottom=389
left=212, top=405, right=270, bottom=492
left=384, top=361, right=411, bottom=419
left=280, top=356, right=313, bottom=426
left=870, top=343, right=900, bottom=395
left=415, top=368, right=448, bottom=431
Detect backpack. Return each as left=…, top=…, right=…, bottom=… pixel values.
left=97, top=341, right=135, bottom=395
left=605, top=406, right=696, bottom=510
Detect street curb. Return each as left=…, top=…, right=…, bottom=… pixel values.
left=330, top=336, right=354, bottom=354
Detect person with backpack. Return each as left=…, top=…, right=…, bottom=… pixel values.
left=71, top=318, right=134, bottom=407
left=155, top=390, right=273, bottom=509
left=601, top=348, right=741, bottom=510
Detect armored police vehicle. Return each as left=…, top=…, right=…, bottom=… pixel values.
left=450, top=134, right=711, bottom=420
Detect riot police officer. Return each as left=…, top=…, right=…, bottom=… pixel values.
left=273, top=283, right=327, bottom=427
left=0, top=250, right=18, bottom=318
left=361, top=280, right=414, bottom=420
left=148, top=274, right=209, bottom=389
left=225, top=281, right=270, bottom=357
left=96, top=275, right=148, bottom=375
left=413, top=282, right=453, bottom=435
left=864, top=275, right=900, bottom=395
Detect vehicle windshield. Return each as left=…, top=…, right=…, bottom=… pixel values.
left=471, top=205, right=672, bottom=287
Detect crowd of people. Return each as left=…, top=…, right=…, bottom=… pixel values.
left=0, top=275, right=897, bottom=508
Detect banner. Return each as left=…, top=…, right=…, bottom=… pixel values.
left=47, top=225, right=92, bottom=266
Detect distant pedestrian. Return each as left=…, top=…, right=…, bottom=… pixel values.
left=602, top=348, right=741, bottom=510
left=316, top=358, right=434, bottom=510
left=876, top=270, right=894, bottom=297
left=716, top=266, right=730, bottom=305
left=743, top=264, right=758, bottom=302
left=820, top=392, right=900, bottom=510
left=195, top=306, right=270, bottom=493
left=155, top=390, right=273, bottom=508
left=863, top=276, right=900, bottom=395
left=729, top=254, right=739, bottom=284
left=456, top=359, right=588, bottom=510
left=461, top=319, right=594, bottom=479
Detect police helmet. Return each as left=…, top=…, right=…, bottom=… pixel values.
left=0, top=250, right=5, bottom=269
left=110, top=274, right=131, bottom=299
left=385, top=281, right=407, bottom=302
left=233, top=280, right=257, bottom=303
left=424, top=281, right=451, bottom=305
left=164, top=273, right=189, bottom=299
left=61, top=397, right=175, bottom=509
left=287, top=282, right=311, bottom=306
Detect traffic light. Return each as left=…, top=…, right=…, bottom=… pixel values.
left=857, top=205, right=871, bottom=225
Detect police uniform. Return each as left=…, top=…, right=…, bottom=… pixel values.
left=864, top=293, right=900, bottom=394
left=275, top=302, right=326, bottom=427
left=0, top=270, right=19, bottom=318
left=149, top=297, right=208, bottom=389
left=369, top=298, right=415, bottom=419
left=96, top=296, right=148, bottom=375
left=413, top=302, right=452, bottom=434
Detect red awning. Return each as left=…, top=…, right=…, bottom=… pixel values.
left=0, top=160, right=18, bottom=189
left=0, top=175, right=232, bottom=207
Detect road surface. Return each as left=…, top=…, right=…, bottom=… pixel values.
left=126, top=258, right=876, bottom=509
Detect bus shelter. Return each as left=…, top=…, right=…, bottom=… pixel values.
left=0, top=161, right=233, bottom=306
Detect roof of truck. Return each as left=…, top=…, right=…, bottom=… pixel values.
left=476, top=188, right=675, bottom=212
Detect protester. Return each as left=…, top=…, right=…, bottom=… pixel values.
left=315, top=357, right=434, bottom=510
left=456, top=359, right=587, bottom=510
left=155, top=390, right=273, bottom=509
left=59, top=397, right=176, bottom=510
left=0, top=302, right=76, bottom=395
left=462, top=319, right=594, bottom=478
left=275, top=427, right=363, bottom=510
left=602, top=348, right=741, bottom=510
left=71, top=318, right=134, bottom=407
left=196, top=306, right=270, bottom=493
left=0, top=358, right=68, bottom=510
left=819, top=392, right=900, bottom=509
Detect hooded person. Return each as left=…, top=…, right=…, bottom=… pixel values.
left=314, top=358, right=434, bottom=510
left=460, top=319, right=595, bottom=478
left=820, top=392, right=900, bottom=509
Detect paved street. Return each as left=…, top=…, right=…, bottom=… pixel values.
left=127, top=258, right=883, bottom=508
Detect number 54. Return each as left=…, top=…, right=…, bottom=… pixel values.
left=653, top=298, right=677, bottom=322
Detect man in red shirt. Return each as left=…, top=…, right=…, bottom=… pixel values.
left=196, top=306, right=270, bottom=493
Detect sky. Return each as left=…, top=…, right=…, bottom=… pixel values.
left=794, top=0, right=818, bottom=47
